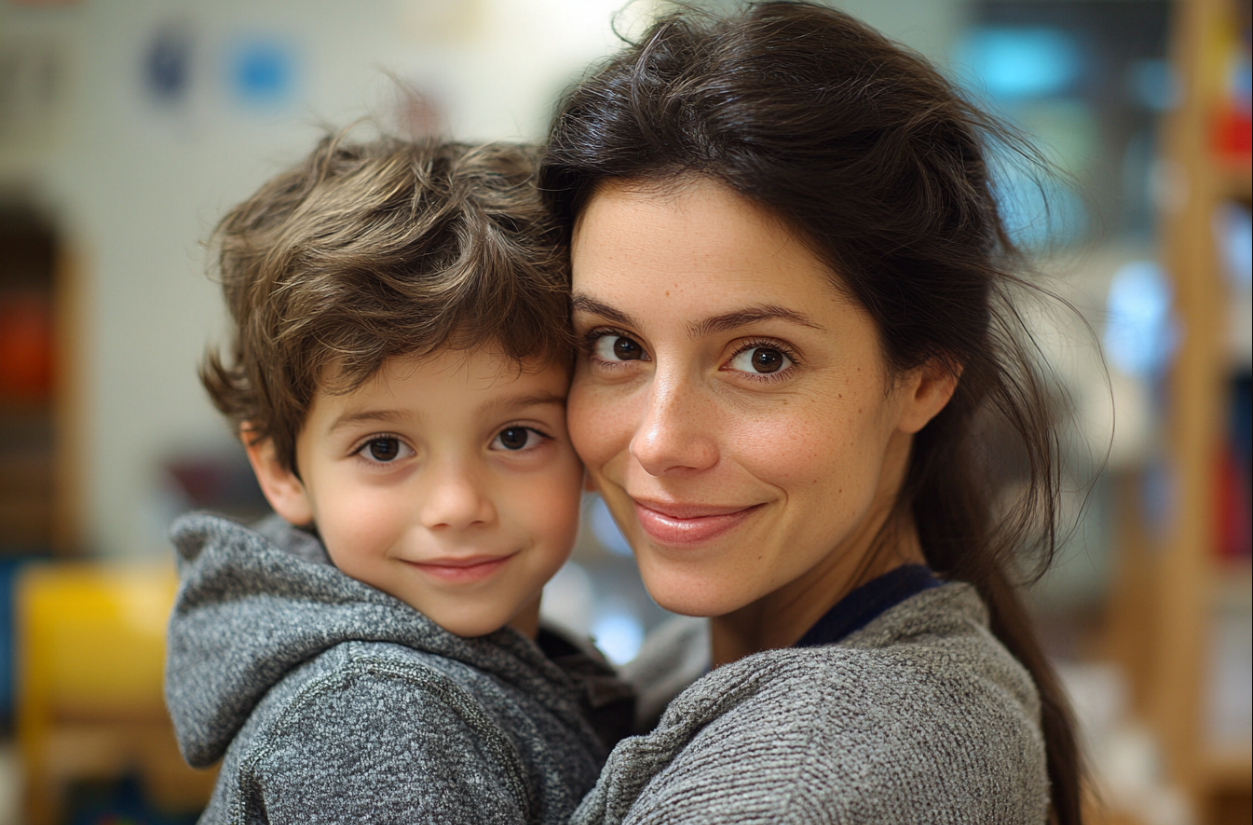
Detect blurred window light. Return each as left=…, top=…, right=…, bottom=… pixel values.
left=958, top=26, right=1081, bottom=100
left=589, top=494, right=633, bottom=557
left=1128, top=58, right=1178, bottom=112
left=591, top=609, right=645, bottom=666
left=1104, top=260, right=1178, bottom=378
left=1215, top=202, right=1253, bottom=290
left=541, top=560, right=594, bottom=636
left=994, top=159, right=1089, bottom=249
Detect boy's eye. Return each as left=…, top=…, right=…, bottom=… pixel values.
left=595, top=334, right=646, bottom=362
left=359, top=437, right=408, bottom=463
left=493, top=427, right=541, bottom=451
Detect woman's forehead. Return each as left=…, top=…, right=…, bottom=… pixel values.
left=571, top=178, right=849, bottom=311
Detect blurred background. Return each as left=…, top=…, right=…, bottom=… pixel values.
left=0, top=0, right=1248, bottom=823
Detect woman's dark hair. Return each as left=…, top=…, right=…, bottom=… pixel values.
left=540, top=2, right=1081, bottom=822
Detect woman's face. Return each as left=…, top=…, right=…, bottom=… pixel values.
left=569, top=178, right=951, bottom=624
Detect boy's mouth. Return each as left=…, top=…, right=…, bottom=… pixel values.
left=405, top=553, right=514, bottom=583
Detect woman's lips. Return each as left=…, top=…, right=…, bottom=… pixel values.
left=632, top=499, right=761, bottom=547
left=407, top=554, right=512, bottom=583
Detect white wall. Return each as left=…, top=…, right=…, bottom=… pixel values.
left=0, top=0, right=963, bottom=560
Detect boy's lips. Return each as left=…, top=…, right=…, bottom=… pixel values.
left=631, top=498, right=761, bottom=547
left=406, top=553, right=514, bottom=583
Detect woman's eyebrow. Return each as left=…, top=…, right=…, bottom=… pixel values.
left=571, top=294, right=636, bottom=327
left=573, top=294, right=825, bottom=337
left=689, top=306, right=825, bottom=336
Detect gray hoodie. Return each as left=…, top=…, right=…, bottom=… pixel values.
left=165, top=512, right=633, bottom=825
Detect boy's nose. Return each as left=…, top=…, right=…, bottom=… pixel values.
left=418, top=462, right=496, bottom=531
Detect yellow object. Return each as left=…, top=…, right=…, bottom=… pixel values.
left=16, top=562, right=216, bottom=824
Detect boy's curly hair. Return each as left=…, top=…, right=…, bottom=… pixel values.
left=202, top=133, right=572, bottom=473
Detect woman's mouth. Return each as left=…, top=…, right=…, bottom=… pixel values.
left=632, top=499, right=761, bottom=547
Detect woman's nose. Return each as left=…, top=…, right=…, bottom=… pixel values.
left=418, top=460, right=496, bottom=531
left=629, top=373, right=719, bottom=476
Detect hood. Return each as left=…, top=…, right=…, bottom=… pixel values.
left=164, top=511, right=577, bottom=767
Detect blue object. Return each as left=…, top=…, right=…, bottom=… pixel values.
left=228, top=36, right=296, bottom=108
left=958, top=26, right=1082, bottom=100
left=145, top=23, right=192, bottom=103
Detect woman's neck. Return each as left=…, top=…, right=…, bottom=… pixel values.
left=709, top=508, right=926, bottom=668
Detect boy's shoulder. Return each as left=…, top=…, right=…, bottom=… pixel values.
left=204, top=638, right=536, bottom=823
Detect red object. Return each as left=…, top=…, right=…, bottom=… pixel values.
left=1215, top=444, right=1253, bottom=560
left=0, top=291, right=55, bottom=402
left=1213, top=104, right=1252, bottom=160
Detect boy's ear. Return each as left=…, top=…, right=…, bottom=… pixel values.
left=241, top=425, right=314, bottom=526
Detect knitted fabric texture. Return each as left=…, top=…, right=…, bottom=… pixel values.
left=574, top=584, right=1049, bottom=824
left=165, top=512, right=632, bottom=824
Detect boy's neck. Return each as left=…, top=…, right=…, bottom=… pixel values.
left=506, top=596, right=543, bottom=638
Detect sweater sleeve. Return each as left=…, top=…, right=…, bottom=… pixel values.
left=574, top=645, right=1048, bottom=825
left=240, top=661, right=531, bottom=825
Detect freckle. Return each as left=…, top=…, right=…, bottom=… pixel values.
left=665, top=290, right=670, bottom=297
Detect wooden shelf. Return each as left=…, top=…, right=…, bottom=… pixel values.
left=1215, top=158, right=1252, bottom=201
left=1201, top=749, right=1253, bottom=794
left=1103, top=1, right=1253, bottom=822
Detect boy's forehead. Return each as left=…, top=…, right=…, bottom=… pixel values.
left=317, top=346, right=570, bottom=408
left=381, top=347, right=570, bottom=385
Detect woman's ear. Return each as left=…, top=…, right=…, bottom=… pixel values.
left=241, top=425, right=314, bottom=526
left=897, top=357, right=961, bottom=435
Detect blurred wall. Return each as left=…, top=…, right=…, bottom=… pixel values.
left=0, top=0, right=964, bottom=560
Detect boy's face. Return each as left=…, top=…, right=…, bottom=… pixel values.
left=248, top=346, right=583, bottom=638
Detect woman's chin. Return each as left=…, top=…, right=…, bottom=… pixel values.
left=636, top=563, right=746, bottom=619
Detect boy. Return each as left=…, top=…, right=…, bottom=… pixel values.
left=164, top=134, right=632, bottom=824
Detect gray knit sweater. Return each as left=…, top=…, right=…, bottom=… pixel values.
left=165, top=512, right=633, bottom=825
left=574, top=584, right=1049, bottom=824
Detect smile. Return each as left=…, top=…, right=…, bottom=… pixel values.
left=406, top=554, right=514, bottom=584
left=632, top=499, right=762, bottom=547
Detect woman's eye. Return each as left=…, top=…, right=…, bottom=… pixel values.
left=492, top=427, right=543, bottom=451
left=594, top=334, right=646, bottom=362
left=357, top=437, right=411, bottom=463
left=728, top=346, right=792, bottom=375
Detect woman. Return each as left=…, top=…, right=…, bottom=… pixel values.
left=542, top=2, right=1082, bottom=823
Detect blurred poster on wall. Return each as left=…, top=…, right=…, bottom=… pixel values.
left=0, top=35, right=63, bottom=153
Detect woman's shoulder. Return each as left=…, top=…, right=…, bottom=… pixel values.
left=688, top=583, right=1036, bottom=719
left=575, top=584, right=1050, bottom=824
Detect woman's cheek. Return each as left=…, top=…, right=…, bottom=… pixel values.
left=567, top=379, right=629, bottom=472
left=724, top=409, right=827, bottom=484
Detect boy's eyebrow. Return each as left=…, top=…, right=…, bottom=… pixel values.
left=571, top=294, right=825, bottom=335
left=478, top=390, right=567, bottom=416
left=327, top=408, right=414, bottom=434
left=327, top=392, right=565, bottom=435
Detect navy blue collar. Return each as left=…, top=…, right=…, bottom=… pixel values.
left=794, top=564, right=941, bottom=648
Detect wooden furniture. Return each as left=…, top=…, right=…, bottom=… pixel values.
left=16, top=563, right=216, bottom=825
left=1107, top=0, right=1252, bottom=822
left=0, top=212, right=83, bottom=557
